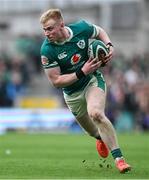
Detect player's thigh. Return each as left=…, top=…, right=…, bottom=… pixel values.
left=86, top=86, right=106, bottom=113
left=63, top=91, right=87, bottom=118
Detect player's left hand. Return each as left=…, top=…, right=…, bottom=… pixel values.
left=103, top=45, right=114, bottom=64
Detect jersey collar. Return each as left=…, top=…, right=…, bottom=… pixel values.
left=54, top=26, right=73, bottom=45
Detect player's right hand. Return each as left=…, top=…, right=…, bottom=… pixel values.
left=81, top=57, right=102, bottom=75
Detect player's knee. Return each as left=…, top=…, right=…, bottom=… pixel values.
left=89, top=109, right=105, bottom=123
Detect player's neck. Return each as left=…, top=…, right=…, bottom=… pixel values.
left=55, top=27, right=70, bottom=44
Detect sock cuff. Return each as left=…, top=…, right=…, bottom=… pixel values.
left=111, top=148, right=123, bottom=159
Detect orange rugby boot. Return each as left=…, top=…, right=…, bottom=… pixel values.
left=96, top=139, right=109, bottom=158
left=116, top=159, right=131, bottom=173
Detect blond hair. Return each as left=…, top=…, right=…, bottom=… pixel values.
left=40, top=9, right=63, bottom=24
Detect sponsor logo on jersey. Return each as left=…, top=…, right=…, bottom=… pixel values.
left=77, top=40, right=85, bottom=49
left=71, top=54, right=81, bottom=64
left=58, top=52, right=67, bottom=59
left=41, top=56, right=49, bottom=65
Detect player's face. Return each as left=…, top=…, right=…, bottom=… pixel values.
left=42, top=19, right=63, bottom=42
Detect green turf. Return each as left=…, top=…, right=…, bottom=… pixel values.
left=0, top=132, right=149, bottom=179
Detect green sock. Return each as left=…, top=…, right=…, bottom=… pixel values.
left=111, top=148, right=123, bottom=159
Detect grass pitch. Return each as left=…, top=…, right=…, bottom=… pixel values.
left=0, top=132, right=149, bottom=179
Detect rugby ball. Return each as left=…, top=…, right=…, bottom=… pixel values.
left=88, top=40, right=109, bottom=63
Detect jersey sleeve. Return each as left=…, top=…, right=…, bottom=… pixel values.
left=80, top=20, right=99, bottom=38
left=40, top=44, right=59, bottom=69
left=91, top=24, right=102, bottom=38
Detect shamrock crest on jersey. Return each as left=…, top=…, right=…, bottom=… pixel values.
left=77, top=40, right=85, bottom=49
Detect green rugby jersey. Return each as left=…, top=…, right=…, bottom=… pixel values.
left=40, top=20, right=99, bottom=95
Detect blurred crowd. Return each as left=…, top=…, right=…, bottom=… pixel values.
left=103, top=51, right=149, bottom=132
left=0, top=35, right=42, bottom=107
left=0, top=35, right=149, bottom=132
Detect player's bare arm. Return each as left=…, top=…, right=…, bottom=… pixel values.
left=44, top=57, right=101, bottom=88
left=44, top=66, right=77, bottom=88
